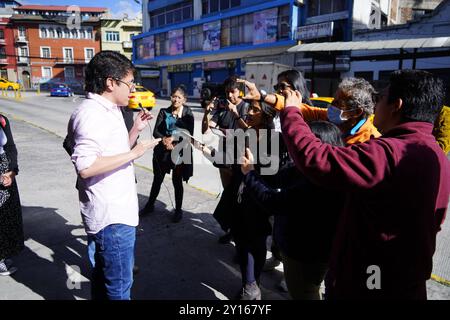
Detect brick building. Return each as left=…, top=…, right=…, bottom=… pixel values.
left=10, top=5, right=107, bottom=89
left=0, top=17, right=16, bottom=80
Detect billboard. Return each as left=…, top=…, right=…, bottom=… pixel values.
left=203, top=21, right=221, bottom=51
left=169, top=29, right=184, bottom=56
left=136, top=35, right=154, bottom=60
left=253, top=8, right=278, bottom=45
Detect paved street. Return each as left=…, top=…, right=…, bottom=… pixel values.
left=0, top=92, right=449, bottom=300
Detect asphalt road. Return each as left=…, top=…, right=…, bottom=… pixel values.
left=0, top=91, right=449, bottom=300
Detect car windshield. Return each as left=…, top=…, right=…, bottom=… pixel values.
left=135, top=87, right=149, bottom=92
left=53, top=84, right=67, bottom=89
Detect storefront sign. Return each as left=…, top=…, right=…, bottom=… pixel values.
left=140, top=70, right=160, bottom=78
left=167, top=64, right=193, bottom=73
left=297, top=21, right=334, bottom=41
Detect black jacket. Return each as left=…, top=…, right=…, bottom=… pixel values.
left=1, top=115, right=19, bottom=174
left=243, top=162, right=345, bottom=263
left=153, top=105, right=194, bottom=181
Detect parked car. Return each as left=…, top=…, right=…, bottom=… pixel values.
left=128, top=85, right=156, bottom=109
left=50, top=83, right=73, bottom=97
left=0, top=78, right=21, bottom=90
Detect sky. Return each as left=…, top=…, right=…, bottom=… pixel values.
left=18, top=0, right=142, bottom=19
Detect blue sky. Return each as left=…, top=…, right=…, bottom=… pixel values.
left=19, top=0, right=142, bottom=18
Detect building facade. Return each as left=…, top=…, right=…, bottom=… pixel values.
left=349, top=0, right=450, bottom=103
left=9, top=5, right=107, bottom=89
left=134, top=0, right=299, bottom=97
left=0, top=1, right=21, bottom=80
left=100, top=15, right=142, bottom=61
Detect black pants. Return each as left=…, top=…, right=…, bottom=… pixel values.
left=234, top=234, right=268, bottom=286
left=148, top=158, right=184, bottom=211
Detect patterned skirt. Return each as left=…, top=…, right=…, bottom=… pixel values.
left=0, top=152, right=24, bottom=260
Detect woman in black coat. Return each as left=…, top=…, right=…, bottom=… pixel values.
left=140, top=85, right=194, bottom=223
left=0, top=114, right=24, bottom=276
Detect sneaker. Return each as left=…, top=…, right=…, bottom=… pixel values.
left=172, top=209, right=183, bottom=223
left=218, top=231, right=233, bottom=244
left=240, top=281, right=261, bottom=300
left=139, top=203, right=154, bottom=216
left=0, top=260, right=17, bottom=276
left=263, top=256, right=281, bottom=271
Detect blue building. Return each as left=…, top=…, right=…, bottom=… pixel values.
left=134, top=0, right=301, bottom=96
left=133, top=0, right=389, bottom=97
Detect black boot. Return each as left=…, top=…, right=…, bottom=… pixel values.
left=172, top=209, right=183, bottom=223
left=139, top=202, right=155, bottom=216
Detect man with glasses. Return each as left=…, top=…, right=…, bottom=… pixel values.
left=66, top=51, right=160, bottom=300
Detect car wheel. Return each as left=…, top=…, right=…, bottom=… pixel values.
left=7, top=86, right=13, bottom=90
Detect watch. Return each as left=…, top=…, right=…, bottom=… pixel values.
left=260, top=89, right=267, bottom=102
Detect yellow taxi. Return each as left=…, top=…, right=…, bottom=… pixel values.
left=128, top=85, right=156, bottom=109
left=310, top=96, right=333, bottom=109
left=0, top=78, right=21, bottom=90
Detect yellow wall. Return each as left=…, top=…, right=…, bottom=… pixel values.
left=100, top=18, right=142, bottom=60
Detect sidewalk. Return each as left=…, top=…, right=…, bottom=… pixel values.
left=0, top=117, right=288, bottom=300
left=1, top=116, right=448, bottom=300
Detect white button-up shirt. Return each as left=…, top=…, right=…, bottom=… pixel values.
left=68, top=93, right=138, bottom=235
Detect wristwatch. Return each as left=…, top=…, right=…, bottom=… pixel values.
left=260, top=89, right=267, bottom=102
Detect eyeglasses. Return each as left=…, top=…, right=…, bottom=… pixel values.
left=113, top=78, right=136, bottom=91
left=273, top=83, right=292, bottom=92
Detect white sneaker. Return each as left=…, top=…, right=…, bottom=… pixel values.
left=0, top=259, right=17, bottom=276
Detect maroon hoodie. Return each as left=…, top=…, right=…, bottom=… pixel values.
left=280, top=106, right=450, bottom=300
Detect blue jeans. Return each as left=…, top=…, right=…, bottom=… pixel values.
left=87, top=224, right=136, bottom=300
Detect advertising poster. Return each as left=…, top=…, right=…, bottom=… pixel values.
left=169, top=29, right=184, bottom=56
left=203, top=20, right=221, bottom=51
left=253, top=8, right=278, bottom=45
left=137, top=35, right=154, bottom=60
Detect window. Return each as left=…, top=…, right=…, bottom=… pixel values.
left=64, top=67, right=75, bottom=79
left=106, top=31, right=120, bottom=42
left=150, top=1, right=193, bottom=28
left=220, top=19, right=230, bottom=47
left=41, top=47, right=51, bottom=58
left=56, top=28, right=62, bottom=38
left=40, top=27, right=48, bottom=38
left=308, top=0, right=346, bottom=17
left=278, top=5, right=290, bottom=40
left=184, top=25, right=203, bottom=52
left=19, top=47, right=28, bottom=58
left=202, top=0, right=240, bottom=15
left=0, top=30, right=4, bottom=40
left=49, top=28, right=55, bottom=38
left=87, top=29, right=93, bottom=39
left=18, top=26, right=26, bottom=37
left=80, top=29, right=86, bottom=39
left=63, top=47, right=74, bottom=62
left=0, top=47, right=6, bottom=59
left=155, top=32, right=169, bottom=56
left=85, top=48, right=94, bottom=62
left=71, top=29, right=78, bottom=39
left=42, top=67, right=52, bottom=79
left=64, top=28, right=70, bottom=38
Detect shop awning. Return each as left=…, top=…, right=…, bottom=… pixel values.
left=287, top=37, right=450, bottom=52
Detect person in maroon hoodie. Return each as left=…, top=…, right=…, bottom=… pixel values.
left=279, top=69, right=450, bottom=300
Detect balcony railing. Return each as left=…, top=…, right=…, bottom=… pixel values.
left=17, top=56, right=29, bottom=64
left=15, top=36, right=28, bottom=43
left=0, top=39, right=6, bottom=45
left=122, top=41, right=132, bottom=49
left=0, top=58, right=8, bottom=64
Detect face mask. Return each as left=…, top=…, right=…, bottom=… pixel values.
left=327, top=105, right=360, bottom=125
